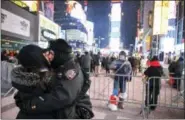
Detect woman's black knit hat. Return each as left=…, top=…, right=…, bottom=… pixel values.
left=49, top=39, right=72, bottom=53
left=18, top=45, right=50, bottom=69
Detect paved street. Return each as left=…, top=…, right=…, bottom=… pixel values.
left=1, top=70, right=184, bottom=119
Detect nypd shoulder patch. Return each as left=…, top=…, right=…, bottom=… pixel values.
left=65, top=69, right=77, bottom=80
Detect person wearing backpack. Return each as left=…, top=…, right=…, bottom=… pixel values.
left=108, top=51, right=132, bottom=111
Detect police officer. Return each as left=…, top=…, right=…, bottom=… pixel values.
left=14, top=39, right=94, bottom=119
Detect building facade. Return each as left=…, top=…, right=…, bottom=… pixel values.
left=174, top=0, right=185, bottom=56
left=135, top=1, right=154, bottom=57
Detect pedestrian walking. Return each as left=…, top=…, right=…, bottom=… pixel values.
left=105, top=56, right=111, bottom=74
left=81, top=51, right=91, bottom=77
left=90, top=51, right=95, bottom=73
left=94, top=52, right=101, bottom=76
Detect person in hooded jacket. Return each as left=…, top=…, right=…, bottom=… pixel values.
left=108, top=51, right=132, bottom=111
left=144, top=56, right=164, bottom=112
left=13, top=40, right=94, bottom=119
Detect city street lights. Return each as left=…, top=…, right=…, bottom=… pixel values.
left=94, top=36, right=104, bottom=48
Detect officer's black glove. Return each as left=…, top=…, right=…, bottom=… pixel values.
left=14, top=92, right=23, bottom=109
left=76, top=106, right=94, bottom=119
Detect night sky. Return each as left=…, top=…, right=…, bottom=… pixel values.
left=54, top=0, right=140, bottom=49
left=87, top=1, right=140, bottom=49
left=87, top=1, right=111, bottom=48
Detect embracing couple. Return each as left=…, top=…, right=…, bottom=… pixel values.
left=11, top=39, right=94, bottom=119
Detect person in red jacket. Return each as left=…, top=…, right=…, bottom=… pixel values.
left=144, top=56, right=164, bottom=112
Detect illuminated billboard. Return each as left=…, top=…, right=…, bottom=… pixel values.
left=39, top=14, right=60, bottom=48
left=66, top=1, right=86, bottom=23
left=66, top=29, right=87, bottom=42
left=168, top=1, right=176, bottom=19
left=85, top=21, right=94, bottom=45
left=43, top=1, right=54, bottom=21
left=153, top=1, right=169, bottom=35
left=109, top=3, right=121, bottom=50
left=111, top=0, right=121, bottom=3
left=111, top=4, right=121, bottom=21
left=11, top=0, right=38, bottom=12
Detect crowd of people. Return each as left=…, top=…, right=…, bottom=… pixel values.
left=1, top=50, right=19, bottom=64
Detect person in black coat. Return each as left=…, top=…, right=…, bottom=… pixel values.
left=13, top=40, right=94, bottom=119
left=90, top=52, right=95, bottom=73
left=104, top=56, right=111, bottom=74
left=144, top=56, right=163, bottom=112
left=169, top=56, right=184, bottom=90
left=11, top=45, right=54, bottom=119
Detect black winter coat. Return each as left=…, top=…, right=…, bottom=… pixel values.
left=11, top=67, right=54, bottom=119
left=144, top=60, right=163, bottom=87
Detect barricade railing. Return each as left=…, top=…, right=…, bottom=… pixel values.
left=88, top=73, right=144, bottom=103
left=145, top=76, right=184, bottom=118
left=1, top=61, right=17, bottom=97
left=88, top=73, right=184, bottom=119
left=88, top=73, right=147, bottom=118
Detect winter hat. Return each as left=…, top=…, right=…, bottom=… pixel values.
left=119, top=51, right=126, bottom=57
left=49, top=39, right=72, bottom=53
left=48, top=39, right=73, bottom=68
left=18, top=45, right=50, bottom=69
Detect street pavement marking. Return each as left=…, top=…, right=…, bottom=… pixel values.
left=92, top=110, right=107, bottom=119
left=117, top=116, right=130, bottom=119
left=104, top=114, right=117, bottom=119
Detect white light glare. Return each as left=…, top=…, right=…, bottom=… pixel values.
left=109, top=38, right=120, bottom=50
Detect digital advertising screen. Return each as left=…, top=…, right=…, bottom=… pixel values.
left=109, top=3, right=121, bottom=50
left=66, top=1, right=86, bottom=24
left=85, top=21, right=94, bottom=45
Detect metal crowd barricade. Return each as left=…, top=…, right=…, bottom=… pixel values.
left=88, top=73, right=144, bottom=103
left=88, top=73, right=147, bottom=118
left=1, top=61, right=17, bottom=97
left=145, top=76, right=184, bottom=119
left=88, top=72, right=185, bottom=119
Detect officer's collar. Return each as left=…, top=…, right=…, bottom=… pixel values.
left=55, top=58, right=75, bottom=71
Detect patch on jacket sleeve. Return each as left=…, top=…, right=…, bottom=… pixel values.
left=65, top=69, right=77, bottom=80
